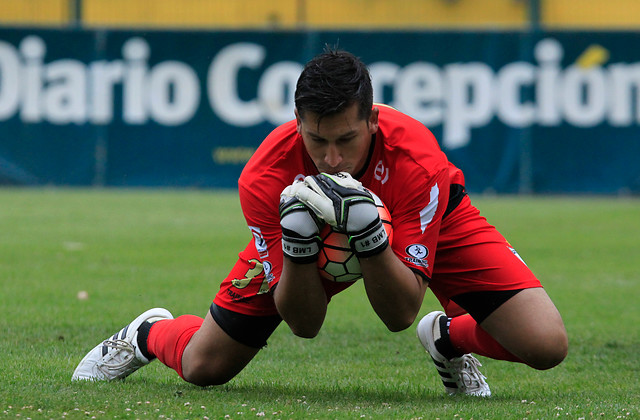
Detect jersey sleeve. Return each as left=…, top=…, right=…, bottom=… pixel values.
left=388, top=165, right=451, bottom=281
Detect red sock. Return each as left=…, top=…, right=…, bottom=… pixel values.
left=147, top=315, right=203, bottom=379
left=449, top=314, right=523, bottom=363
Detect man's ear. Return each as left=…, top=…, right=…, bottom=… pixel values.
left=368, top=106, right=380, bottom=134
left=295, top=109, right=302, bottom=133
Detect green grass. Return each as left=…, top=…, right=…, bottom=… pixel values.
left=0, top=189, right=638, bottom=419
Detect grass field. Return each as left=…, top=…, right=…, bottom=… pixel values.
left=0, top=188, right=638, bottom=419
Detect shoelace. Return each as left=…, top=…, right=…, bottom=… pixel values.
left=451, top=355, right=488, bottom=392
left=97, top=339, right=136, bottom=371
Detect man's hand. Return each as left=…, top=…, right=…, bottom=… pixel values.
left=296, top=172, right=389, bottom=257
left=279, top=182, right=323, bottom=263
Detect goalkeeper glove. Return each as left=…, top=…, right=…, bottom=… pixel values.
left=279, top=181, right=323, bottom=263
left=296, top=172, right=389, bottom=258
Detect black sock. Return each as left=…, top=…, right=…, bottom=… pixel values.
left=434, top=316, right=464, bottom=360
left=136, top=321, right=155, bottom=361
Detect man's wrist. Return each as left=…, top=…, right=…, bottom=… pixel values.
left=281, top=232, right=320, bottom=263
left=348, top=219, right=389, bottom=258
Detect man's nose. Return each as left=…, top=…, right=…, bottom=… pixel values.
left=324, top=144, right=342, bottom=167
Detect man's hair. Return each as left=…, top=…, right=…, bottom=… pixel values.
left=294, top=48, right=373, bottom=123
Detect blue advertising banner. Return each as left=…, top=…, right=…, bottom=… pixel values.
left=0, top=28, right=639, bottom=193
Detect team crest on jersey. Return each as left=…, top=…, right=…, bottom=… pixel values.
left=263, top=261, right=275, bottom=284
left=248, top=226, right=269, bottom=258
left=374, top=160, right=389, bottom=184
left=404, top=244, right=429, bottom=268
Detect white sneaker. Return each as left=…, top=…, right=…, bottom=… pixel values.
left=72, top=308, right=173, bottom=381
left=417, top=311, right=491, bottom=397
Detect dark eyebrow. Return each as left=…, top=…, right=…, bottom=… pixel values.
left=309, top=130, right=358, bottom=142
left=339, top=130, right=358, bottom=139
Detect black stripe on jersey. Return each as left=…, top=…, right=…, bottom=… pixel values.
left=443, top=184, right=467, bottom=219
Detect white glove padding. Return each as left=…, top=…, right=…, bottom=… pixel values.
left=279, top=182, right=323, bottom=263
left=296, top=172, right=388, bottom=257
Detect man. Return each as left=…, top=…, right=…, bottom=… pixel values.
left=72, top=48, right=568, bottom=396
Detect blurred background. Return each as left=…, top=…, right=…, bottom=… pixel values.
left=1, top=0, right=639, bottom=193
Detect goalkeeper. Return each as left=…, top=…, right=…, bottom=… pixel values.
left=73, top=48, right=568, bottom=397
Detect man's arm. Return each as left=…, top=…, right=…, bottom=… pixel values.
left=276, top=181, right=328, bottom=338
left=273, top=260, right=328, bottom=338
left=294, top=172, right=429, bottom=331
left=360, top=246, right=429, bottom=331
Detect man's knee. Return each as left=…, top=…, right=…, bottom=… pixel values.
left=524, top=327, right=569, bottom=370
left=179, top=309, right=263, bottom=387
left=181, top=357, right=237, bottom=387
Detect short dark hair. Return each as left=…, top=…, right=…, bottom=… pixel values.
left=294, top=48, right=373, bottom=124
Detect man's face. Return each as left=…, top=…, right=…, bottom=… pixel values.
left=296, top=103, right=379, bottom=176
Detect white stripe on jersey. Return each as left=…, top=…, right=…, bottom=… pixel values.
left=419, top=184, right=440, bottom=234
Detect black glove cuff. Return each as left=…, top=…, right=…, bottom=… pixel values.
left=281, top=229, right=320, bottom=264
left=348, top=219, right=389, bottom=258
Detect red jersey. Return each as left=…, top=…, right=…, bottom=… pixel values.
left=228, top=106, right=442, bottom=303
left=214, top=104, right=539, bottom=316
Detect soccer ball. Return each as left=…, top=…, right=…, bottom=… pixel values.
left=317, top=191, right=393, bottom=282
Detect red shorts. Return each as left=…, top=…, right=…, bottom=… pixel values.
left=213, top=195, right=541, bottom=318
left=429, top=195, right=542, bottom=317
left=213, top=245, right=354, bottom=317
